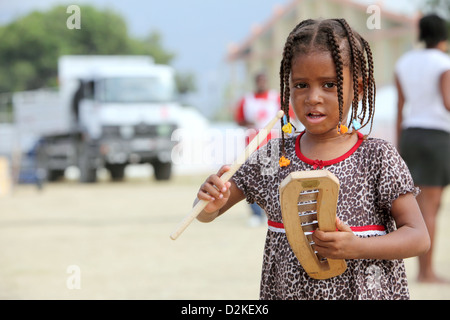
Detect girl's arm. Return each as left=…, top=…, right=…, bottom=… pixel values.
left=195, top=165, right=246, bottom=223
left=313, top=193, right=430, bottom=260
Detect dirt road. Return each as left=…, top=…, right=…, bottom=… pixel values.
left=1, top=172, right=449, bottom=300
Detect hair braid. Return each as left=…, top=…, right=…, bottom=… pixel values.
left=358, top=48, right=368, bottom=123
left=279, top=19, right=314, bottom=155
left=326, top=28, right=344, bottom=127
left=336, top=19, right=361, bottom=128
left=279, top=36, right=294, bottom=154
left=360, top=37, right=376, bottom=134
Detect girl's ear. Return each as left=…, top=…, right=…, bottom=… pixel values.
left=357, top=76, right=364, bottom=101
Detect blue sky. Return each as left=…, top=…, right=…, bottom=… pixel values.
left=0, top=0, right=425, bottom=117
left=0, top=0, right=284, bottom=73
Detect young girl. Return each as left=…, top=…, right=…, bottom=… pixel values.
left=195, top=18, right=430, bottom=300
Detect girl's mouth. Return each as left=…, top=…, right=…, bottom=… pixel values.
left=308, top=112, right=325, bottom=119
left=306, top=112, right=326, bottom=123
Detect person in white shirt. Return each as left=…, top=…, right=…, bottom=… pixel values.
left=395, top=13, right=450, bottom=284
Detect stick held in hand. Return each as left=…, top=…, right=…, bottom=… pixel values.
left=170, top=110, right=284, bottom=240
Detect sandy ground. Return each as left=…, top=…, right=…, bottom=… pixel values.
left=0, top=169, right=449, bottom=300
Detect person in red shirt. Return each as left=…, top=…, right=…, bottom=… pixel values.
left=235, top=72, right=281, bottom=130
left=234, top=72, right=281, bottom=227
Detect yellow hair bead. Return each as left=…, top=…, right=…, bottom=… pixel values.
left=279, top=156, right=291, bottom=167
left=282, top=123, right=293, bottom=134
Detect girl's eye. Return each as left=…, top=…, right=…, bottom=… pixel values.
left=324, top=82, right=337, bottom=89
left=294, top=83, right=307, bottom=89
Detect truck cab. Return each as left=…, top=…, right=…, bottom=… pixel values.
left=73, top=60, right=179, bottom=182
left=18, top=55, right=181, bottom=182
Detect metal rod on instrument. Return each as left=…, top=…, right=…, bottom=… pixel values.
left=170, top=110, right=284, bottom=240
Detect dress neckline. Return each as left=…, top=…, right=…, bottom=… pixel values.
left=295, top=131, right=364, bottom=169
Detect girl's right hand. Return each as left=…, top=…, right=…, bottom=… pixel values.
left=197, top=165, right=232, bottom=214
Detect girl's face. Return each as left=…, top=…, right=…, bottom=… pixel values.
left=290, top=51, right=360, bottom=138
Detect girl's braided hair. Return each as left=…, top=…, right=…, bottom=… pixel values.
left=279, top=18, right=376, bottom=155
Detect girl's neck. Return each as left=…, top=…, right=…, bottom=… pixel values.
left=300, top=130, right=359, bottom=161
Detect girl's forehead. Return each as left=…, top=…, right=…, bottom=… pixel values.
left=292, top=51, right=333, bottom=63
left=291, top=51, right=335, bottom=73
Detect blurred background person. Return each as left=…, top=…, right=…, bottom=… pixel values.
left=395, top=13, right=450, bottom=283
left=234, top=72, right=280, bottom=227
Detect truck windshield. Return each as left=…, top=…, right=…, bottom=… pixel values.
left=98, top=77, right=176, bottom=103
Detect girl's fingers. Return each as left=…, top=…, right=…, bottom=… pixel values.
left=200, top=182, right=220, bottom=200
left=206, top=173, right=230, bottom=195
left=207, top=174, right=224, bottom=191
left=198, top=175, right=232, bottom=202
left=195, top=166, right=233, bottom=216
left=198, top=189, right=215, bottom=201
left=312, top=230, right=330, bottom=243
left=217, top=165, right=231, bottom=178
left=336, top=217, right=353, bottom=233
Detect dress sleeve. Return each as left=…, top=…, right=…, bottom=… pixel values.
left=375, top=140, right=420, bottom=211
left=231, top=139, right=278, bottom=205
left=231, top=153, right=258, bottom=205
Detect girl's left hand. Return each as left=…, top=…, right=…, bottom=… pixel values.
left=312, top=217, right=362, bottom=260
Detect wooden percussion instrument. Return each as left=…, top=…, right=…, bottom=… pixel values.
left=279, top=170, right=347, bottom=279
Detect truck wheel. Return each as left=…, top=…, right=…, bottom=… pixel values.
left=48, top=169, right=65, bottom=182
left=79, top=166, right=97, bottom=183
left=77, top=141, right=98, bottom=183
left=152, top=160, right=172, bottom=181
left=79, top=155, right=97, bottom=183
left=106, top=164, right=126, bottom=181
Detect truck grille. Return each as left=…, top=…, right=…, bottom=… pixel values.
left=102, top=124, right=177, bottom=139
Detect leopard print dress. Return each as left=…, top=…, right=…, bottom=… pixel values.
left=232, top=132, right=418, bottom=300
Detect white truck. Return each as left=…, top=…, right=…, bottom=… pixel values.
left=13, top=55, right=182, bottom=182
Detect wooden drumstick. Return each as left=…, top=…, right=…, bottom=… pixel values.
left=170, top=110, right=284, bottom=240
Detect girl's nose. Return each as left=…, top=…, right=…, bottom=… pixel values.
left=305, top=88, right=323, bottom=105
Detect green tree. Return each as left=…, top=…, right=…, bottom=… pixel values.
left=0, top=5, right=179, bottom=93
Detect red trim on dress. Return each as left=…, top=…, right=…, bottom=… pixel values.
left=295, top=131, right=364, bottom=169
left=267, top=220, right=285, bottom=229
left=267, top=220, right=385, bottom=233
